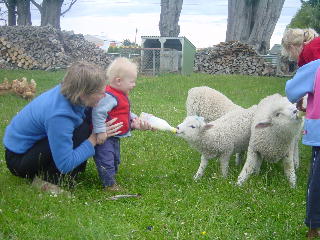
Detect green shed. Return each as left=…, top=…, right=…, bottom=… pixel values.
left=141, top=36, right=196, bottom=75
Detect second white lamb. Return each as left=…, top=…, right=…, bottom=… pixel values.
left=176, top=105, right=257, bottom=179
left=237, top=94, right=303, bottom=188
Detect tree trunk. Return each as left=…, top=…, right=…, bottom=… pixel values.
left=159, top=0, right=183, bottom=37
left=16, top=0, right=32, bottom=25
left=40, top=0, right=63, bottom=29
left=6, top=0, right=16, bottom=26
left=226, top=0, right=285, bottom=54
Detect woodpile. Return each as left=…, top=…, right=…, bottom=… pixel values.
left=194, top=41, right=276, bottom=76
left=0, top=37, right=38, bottom=69
left=0, top=77, right=37, bottom=99
left=0, top=26, right=112, bottom=70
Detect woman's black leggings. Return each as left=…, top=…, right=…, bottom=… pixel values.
left=5, top=121, right=91, bottom=185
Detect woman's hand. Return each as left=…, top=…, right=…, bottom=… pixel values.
left=96, top=132, right=108, bottom=145
left=88, top=133, right=98, bottom=146
left=88, top=118, right=123, bottom=146
left=105, top=118, right=123, bottom=137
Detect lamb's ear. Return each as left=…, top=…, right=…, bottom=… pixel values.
left=203, top=123, right=214, bottom=130
left=255, top=121, right=272, bottom=128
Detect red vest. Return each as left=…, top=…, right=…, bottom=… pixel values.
left=105, top=85, right=131, bottom=135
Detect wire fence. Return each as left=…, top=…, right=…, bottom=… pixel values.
left=140, top=48, right=161, bottom=76
left=107, top=48, right=176, bottom=76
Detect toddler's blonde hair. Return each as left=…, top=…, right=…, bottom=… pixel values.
left=106, top=57, right=138, bottom=83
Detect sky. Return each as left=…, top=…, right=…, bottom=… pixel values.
left=29, top=0, right=302, bottom=49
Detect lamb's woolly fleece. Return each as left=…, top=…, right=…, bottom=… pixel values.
left=186, top=86, right=243, bottom=122
left=237, top=94, right=303, bottom=188
left=177, top=105, right=257, bottom=179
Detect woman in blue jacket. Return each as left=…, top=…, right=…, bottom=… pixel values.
left=3, top=61, right=122, bottom=191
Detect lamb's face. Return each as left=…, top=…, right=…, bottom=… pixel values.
left=176, top=116, right=205, bottom=140
left=256, top=98, right=301, bottom=130
left=271, top=100, right=300, bottom=125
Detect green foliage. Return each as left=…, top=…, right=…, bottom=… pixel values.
left=122, top=39, right=138, bottom=47
left=301, top=0, right=320, bottom=6
left=289, top=1, right=320, bottom=33
left=107, top=46, right=140, bottom=55
left=0, top=70, right=310, bottom=239
left=107, top=46, right=120, bottom=53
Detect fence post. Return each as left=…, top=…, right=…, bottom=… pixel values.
left=152, top=49, right=156, bottom=76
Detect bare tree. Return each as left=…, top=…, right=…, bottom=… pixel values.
left=3, top=0, right=32, bottom=26
left=4, top=0, right=16, bottom=26
left=159, top=0, right=183, bottom=37
left=31, top=0, right=77, bottom=29
left=16, top=0, right=31, bottom=25
left=226, top=0, right=285, bottom=54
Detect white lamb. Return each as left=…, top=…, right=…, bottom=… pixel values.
left=237, top=94, right=303, bottom=188
left=186, top=86, right=243, bottom=122
left=186, top=86, right=245, bottom=164
left=176, top=105, right=257, bottom=179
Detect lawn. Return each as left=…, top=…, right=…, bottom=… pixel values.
left=0, top=70, right=311, bottom=239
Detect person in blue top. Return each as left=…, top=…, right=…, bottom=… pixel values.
left=3, top=61, right=122, bottom=193
left=286, top=59, right=320, bottom=239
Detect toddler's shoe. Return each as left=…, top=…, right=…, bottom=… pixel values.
left=307, top=228, right=320, bottom=239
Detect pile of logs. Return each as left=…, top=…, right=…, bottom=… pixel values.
left=0, top=37, right=38, bottom=69
left=0, top=26, right=112, bottom=70
left=194, top=41, right=277, bottom=76
left=0, top=77, right=37, bottom=99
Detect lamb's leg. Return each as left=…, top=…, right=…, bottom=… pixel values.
left=194, top=154, right=209, bottom=180
left=219, top=151, right=233, bottom=178
left=283, top=150, right=297, bottom=188
left=293, top=137, right=300, bottom=169
left=235, top=152, right=246, bottom=166
left=237, top=148, right=260, bottom=186
left=235, top=153, right=241, bottom=166
left=253, top=152, right=263, bottom=174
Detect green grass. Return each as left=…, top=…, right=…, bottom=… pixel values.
left=0, top=70, right=311, bottom=239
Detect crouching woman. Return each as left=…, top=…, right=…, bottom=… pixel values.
left=2, top=61, right=122, bottom=191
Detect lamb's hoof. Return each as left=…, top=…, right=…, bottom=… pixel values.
left=289, top=183, right=296, bottom=188
left=193, top=175, right=201, bottom=181
left=236, top=180, right=243, bottom=187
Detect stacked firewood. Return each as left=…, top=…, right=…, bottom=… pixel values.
left=62, top=31, right=112, bottom=68
left=0, top=37, right=38, bottom=69
left=0, top=77, right=37, bottom=99
left=194, top=41, right=276, bottom=76
left=0, top=26, right=111, bottom=70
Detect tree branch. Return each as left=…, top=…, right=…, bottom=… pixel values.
left=61, top=0, right=77, bottom=16
left=30, top=0, right=42, bottom=12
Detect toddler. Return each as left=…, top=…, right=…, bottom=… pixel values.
left=92, top=57, right=150, bottom=191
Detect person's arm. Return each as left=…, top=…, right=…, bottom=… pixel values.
left=285, top=60, right=320, bottom=103
left=46, top=115, right=94, bottom=173
left=92, top=94, right=117, bottom=134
